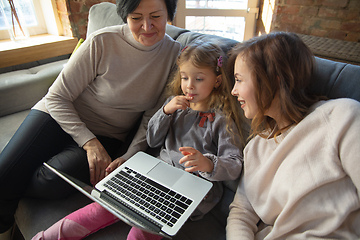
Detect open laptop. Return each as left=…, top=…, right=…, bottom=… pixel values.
left=44, top=151, right=213, bottom=238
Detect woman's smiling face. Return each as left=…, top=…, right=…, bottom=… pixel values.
left=127, top=0, right=168, bottom=47
left=231, top=55, right=259, bottom=119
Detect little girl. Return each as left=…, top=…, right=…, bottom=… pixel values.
left=32, top=41, right=246, bottom=240
left=127, top=41, right=246, bottom=239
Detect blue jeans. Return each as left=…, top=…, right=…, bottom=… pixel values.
left=0, top=109, right=123, bottom=232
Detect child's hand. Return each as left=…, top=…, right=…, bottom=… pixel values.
left=179, top=147, right=214, bottom=173
left=163, top=95, right=193, bottom=115
left=105, top=157, right=126, bottom=177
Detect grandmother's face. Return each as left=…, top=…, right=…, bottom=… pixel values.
left=127, top=0, right=168, bottom=46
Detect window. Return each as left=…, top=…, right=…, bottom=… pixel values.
left=175, top=0, right=259, bottom=42
left=0, top=0, right=59, bottom=40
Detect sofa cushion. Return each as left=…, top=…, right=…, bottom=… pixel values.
left=310, top=57, right=360, bottom=101
left=0, top=60, right=68, bottom=117
left=176, top=31, right=239, bottom=54
left=86, top=2, right=124, bottom=38
left=0, top=110, right=30, bottom=153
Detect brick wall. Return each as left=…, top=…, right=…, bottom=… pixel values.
left=55, top=0, right=116, bottom=40
left=271, top=0, right=360, bottom=42
left=57, top=0, right=360, bottom=43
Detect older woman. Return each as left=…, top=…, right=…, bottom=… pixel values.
left=0, top=0, right=180, bottom=238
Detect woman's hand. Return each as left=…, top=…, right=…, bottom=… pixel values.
left=179, top=147, right=214, bottom=173
left=105, top=157, right=126, bottom=177
left=163, top=95, right=193, bottom=115
left=83, top=138, right=112, bottom=185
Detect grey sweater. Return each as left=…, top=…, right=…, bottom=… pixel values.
left=33, top=24, right=181, bottom=160
left=147, top=96, right=243, bottom=219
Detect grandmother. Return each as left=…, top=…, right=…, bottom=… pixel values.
left=0, top=0, right=180, bottom=238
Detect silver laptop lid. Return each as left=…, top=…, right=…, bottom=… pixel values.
left=45, top=152, right=213, bottom=237
left=96, top=152, right=213, bottom=236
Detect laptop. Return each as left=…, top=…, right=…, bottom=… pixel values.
left=44, top=151, right=213, bottom=239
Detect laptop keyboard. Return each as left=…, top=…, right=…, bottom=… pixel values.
left=104, top=166, right=193, bottom=227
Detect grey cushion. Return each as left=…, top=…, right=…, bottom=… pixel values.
left=0, top=60, right=67, bottom=117
left=86, top=2, right=124, bottom=38
left=0, top=110, right=30, bottom=152
left=310, top=57, right=360, bottom=101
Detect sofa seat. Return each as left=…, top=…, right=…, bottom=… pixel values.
left=0, top=110, right=30, bottom=153
left=0, top=60, right=68, bottom=118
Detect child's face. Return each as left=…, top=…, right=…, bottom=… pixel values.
left=180, top=60, right=221, bottom=112
left=231, top=55, right=258, bottom=119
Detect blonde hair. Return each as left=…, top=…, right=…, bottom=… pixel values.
left=167, top=41, right=247, bottom=148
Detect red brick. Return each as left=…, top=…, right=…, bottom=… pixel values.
left=71, top=12, right=88, bottom=25
left=310, top=28, right=327, bottom=37
left=300, top=6, right=319, bottom=16
left=78, top=24, right=87, bottom=35
left=84, top=0, right=103, bottom=6
left=320, top=19, right=341, bottom=29
left=287, top=0, right=314, bottom=6
left=338, top=10, right=360, bottom=21
left=349, top=0, right=360, bottom=9
left=341, top=21, right=360, bottom=31
left=313, top=0, right=325, bottom=6
left=318, top=7, right=338, bottom=18
left=282, top=5, right=300, bottom=14
left=281, top=14, right=304, bottom=24
left=69, top=1, right=85, bottom=14
left=328, top=30, right=348, bottom=40
left=344, top=32, right=360, bottom=42
left=285, top=23, right=307, bottom=33
left=275, top=5, right=284, bottom=14
left=304, top=18, right=321, bottom=28
left=322, top=0, right=348, bottom=8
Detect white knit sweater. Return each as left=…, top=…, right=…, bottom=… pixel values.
left=227, top=98, right=360, bottom=239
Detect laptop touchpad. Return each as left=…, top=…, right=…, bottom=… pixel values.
left=147, top=162, right=184, bottom=187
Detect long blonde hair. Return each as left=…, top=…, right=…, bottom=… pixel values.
left=167, top=41, right=248, bottom=148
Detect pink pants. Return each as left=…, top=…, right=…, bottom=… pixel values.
left=31, top=202, right=163, bottom=240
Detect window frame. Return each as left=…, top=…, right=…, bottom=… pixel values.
left=0, top=0, right=61, bottom=40
left=174, top=0, right=259, bottom=41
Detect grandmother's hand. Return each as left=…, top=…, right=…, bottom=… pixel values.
left=83, top=138, right=112, bottom=185
left=105, top=157, right=126, bottom=177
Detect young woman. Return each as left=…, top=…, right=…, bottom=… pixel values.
left=227, top=31, right=360, bottom=239
left=32, top=41, right=246, bottom=240
left=0, top=0, right=180, bottom=239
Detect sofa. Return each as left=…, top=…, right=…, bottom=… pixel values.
left=0, top=2, right=358, bottom=239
